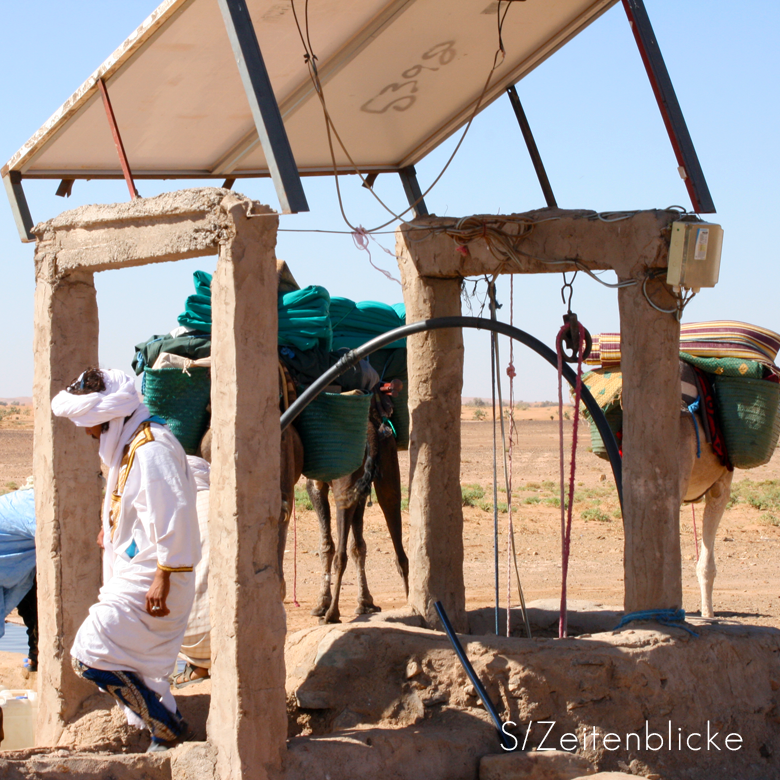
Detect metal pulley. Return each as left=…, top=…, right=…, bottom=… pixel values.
left=559, top=312, right=592, bottom=363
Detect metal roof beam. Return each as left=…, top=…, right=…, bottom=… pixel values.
left=210, top=0, right=416, bottom=177
left=217, top=0, right=308, bottom=213
left=398, top=165, right=428, bottom=217
left=3, top=171, right=34, bottom=242
left=506, top=85, right=557, bottom=209
left=622, top=0, right=715, bottom=213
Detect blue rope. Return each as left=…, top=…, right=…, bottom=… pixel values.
left=614, top=608, right=699, bottom=637
left=687, top=397, right=701, bottom=458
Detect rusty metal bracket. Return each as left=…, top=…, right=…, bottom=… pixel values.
left=98, top=78, right=139, bottom=200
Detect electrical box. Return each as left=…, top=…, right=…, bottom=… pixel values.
left=666, top=221, right=723, bottom=292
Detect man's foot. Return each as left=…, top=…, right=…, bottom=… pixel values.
left=21, top=658, right=37, bottom=679
left=172, top=663, right=209, bottom=689
left=146, top=723, right=193, bottom=752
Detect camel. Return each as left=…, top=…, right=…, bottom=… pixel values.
left=307, top=389, right=409, bottom=624
left=199, top=378, right=407, bottom=624
left=679, top=410, right=733, bottom=620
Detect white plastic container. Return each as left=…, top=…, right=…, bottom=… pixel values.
left=0, top=689, right=38, bottom=750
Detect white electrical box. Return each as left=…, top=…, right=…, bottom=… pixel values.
left=666, top=221, right=723, bottom=292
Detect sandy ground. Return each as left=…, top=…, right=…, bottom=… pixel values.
left=2, top=401, right=779, bottom=647
left=282, top=404, right=780, bottom=634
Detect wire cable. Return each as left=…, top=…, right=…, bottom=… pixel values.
left=288, top=0, right=520, bottom=234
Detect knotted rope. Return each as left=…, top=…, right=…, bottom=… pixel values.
left=557, top=320, right=586, bottom=638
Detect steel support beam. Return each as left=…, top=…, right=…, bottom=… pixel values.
left=398, top=165, right=429, bottom=218
left=506, top=85, right=557, bottom=209
left=217, top=0, right=308, bottom=214
left=622, top=0, right=715, bottom=213
left=3, top=170, right=35, bottom=242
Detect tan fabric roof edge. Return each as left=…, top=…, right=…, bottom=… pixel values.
left=13, top=165, right=402, bottom=180
left=4, top=0, right=190, bottom=175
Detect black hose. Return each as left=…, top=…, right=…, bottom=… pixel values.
left=434, top=600, right=517, bottom=751
left=280, top=316, right=622, bottom=508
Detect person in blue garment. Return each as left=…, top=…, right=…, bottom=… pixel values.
left=0, top=486, right=37, bottom=672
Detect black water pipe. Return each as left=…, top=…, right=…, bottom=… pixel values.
left=434, top=600, right=517, bottom=751
left=280, top=317, right=623, bottom=510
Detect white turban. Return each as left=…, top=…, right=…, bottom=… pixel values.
left=52, top=368, right=146, bottom=467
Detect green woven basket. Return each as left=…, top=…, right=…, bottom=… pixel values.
left=296, top=392, right=371, bottom=482
left=389, top=386, right=410, bottom=451
left=143, top=367, right=211, bottom=455
left=713, top=375, right=780, bottom=469
left=587, top=404, right=623, bottom=461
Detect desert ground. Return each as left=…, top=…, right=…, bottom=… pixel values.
left=280, top=401, right=780, bottom=635
left=3, top=398, right=777, bottom=644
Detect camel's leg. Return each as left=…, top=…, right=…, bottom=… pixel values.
left=308, top=480, right=335, bottom=617
left=350, top=496, right=381, bottom=614
left=698, top=469, right=733, bottom=619
left=323, top=494, right=354, bottom=624
left=373, top=436, right=409, bottom=595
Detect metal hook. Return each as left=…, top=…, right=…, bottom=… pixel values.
left=560, top=271, right=578, bottom=313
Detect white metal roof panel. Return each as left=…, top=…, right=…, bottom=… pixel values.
left=5, top=0, right=618, bottom=180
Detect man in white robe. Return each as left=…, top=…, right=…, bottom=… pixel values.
left=52, top=367, right=200, bottom=752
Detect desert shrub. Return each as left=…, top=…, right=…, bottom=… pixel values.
left=581, top=506, right=611, bottom=522
left=729, top=480, right=780, bottom=512
left=294, top=485, right=313, bottom=512
left=461, top=484, right=486, bottom=507
left=473, top=408, right=487, bottom=421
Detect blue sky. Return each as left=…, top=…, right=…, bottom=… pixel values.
left=1, top=2, right=778, bottom=400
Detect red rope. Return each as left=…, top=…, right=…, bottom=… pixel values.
left=556, top=321, right=586, bottom=638
left=292, top=497, right=300, bottom=608
left=506, top=277, right=516, bottom=637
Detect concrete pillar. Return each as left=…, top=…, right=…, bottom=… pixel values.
left=397, top=240, right=466, bottom=631
left=32, top=270, right=102, bottom=745
left=208, top=197, right=286, bottom=779
left=618, top=279, right=682, bottom=612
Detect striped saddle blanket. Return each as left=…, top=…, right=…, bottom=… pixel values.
left=587, top=321, right=780, bottom=372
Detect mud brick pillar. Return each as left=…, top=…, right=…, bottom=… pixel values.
left=618, top=279, right=682, bottom=612
left=397, top=231, right=467, bottom=632
left=208, top=196, right=286, bottom=779
left=32, top=268, right=102, bottom=745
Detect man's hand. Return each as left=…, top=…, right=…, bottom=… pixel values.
left=97, top=527, right=104, bottom=550
left=146, top=568, right=171, bottom=617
